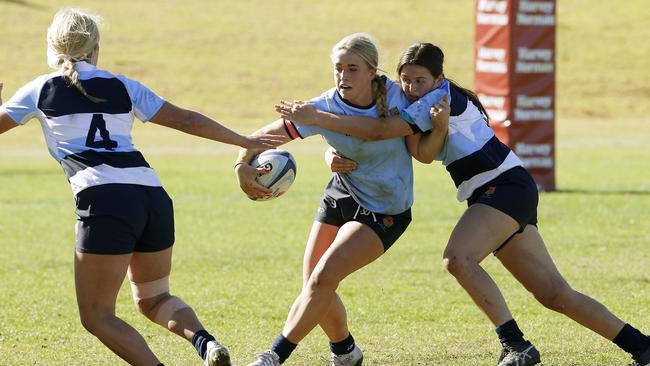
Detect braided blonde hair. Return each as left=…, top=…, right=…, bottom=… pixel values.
left=47, top=8, right=104, bottom=103
left=331, top=33, right=389, bottom=118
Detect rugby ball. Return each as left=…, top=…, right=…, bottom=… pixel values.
left=248, top=149, right=297, bottom=201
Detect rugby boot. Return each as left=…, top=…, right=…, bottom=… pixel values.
left=247, top=350, right=280, bottom=366
left=631, top=345, right=650, bottom=366
left=205, top=340, right=231, bottom=366
left=329, top=345, right=363, bottom=366
left=497, top=340, right=541, bottom=366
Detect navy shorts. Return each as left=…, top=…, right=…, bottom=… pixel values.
left=74, top=184, right=175, bottom=254
left=314, top=194, right=412, bottom=252
left=467, top=166, right=539, bottom=233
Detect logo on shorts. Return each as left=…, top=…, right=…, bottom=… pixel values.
left=390, top=107, right=400, bottom=116
left=483, top=186, right=496, bottom=198
left=317, top=207, right=325, bottom=214
left=383, top=216, right=394, bottom=228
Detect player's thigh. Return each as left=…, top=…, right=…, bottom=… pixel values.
left=314, top=221, right=385, bottom=284
left=445, top=203, right=520, bottom=263
left=74, top=251, right=132, bottom=311
left=128, top=246, right=173, bottom=283
left=496, top=225, right=568, bottom=293
left=303, top=221, right=340, bottom=286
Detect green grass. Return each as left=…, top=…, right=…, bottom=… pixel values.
left=1, top=0, right=650, bottom=365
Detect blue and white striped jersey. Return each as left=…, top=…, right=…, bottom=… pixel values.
left=289, top=77, right=414, bottom=215
left=403, top=81, right=524, bottom=201
left=0, top=61, right=165, bottom=195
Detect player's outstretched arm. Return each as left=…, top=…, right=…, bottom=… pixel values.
left=275, top=100, right=414, bottom=141
left=149, top=101, right=285, bottom=150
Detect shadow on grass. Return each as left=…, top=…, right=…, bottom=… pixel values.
left=549, top=188, right=650, bottom=196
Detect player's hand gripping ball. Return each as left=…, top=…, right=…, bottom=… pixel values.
left=249, top=149, right=297, bottom=201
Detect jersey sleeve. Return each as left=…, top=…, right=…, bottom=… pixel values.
left=0, top=77, right=45, bottom=125
left=116, top=76, right=165, bottom=122
left=401, top=79, right=450, bottom=132
left=287, top=95, right=332, bottom=138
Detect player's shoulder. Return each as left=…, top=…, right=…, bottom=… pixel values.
left=307, top=87, right=337, bottom=109
left=449, top=83, right=469, bottom=116
left=6, top=72, right=59, bottom=103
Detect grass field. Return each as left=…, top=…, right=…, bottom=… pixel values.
left=1, top=0, right=649, bottom=365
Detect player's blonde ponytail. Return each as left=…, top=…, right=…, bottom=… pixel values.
left=332, top=33, right=388, bottom=117
left=371, top=76, right=389, bottom=118
left=47, top=8, right=104, bottom=103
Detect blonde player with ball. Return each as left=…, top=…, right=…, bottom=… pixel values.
left=234, top=33, right=450, bottom=366
left=0, top=8, right=281, bottom=366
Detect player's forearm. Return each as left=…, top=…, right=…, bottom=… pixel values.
left=312, top=111, right=412, bottom=141
left=413, top=127, right=447, bottom=163
left=235, top=119, right=289, bottom=165
left=180, top=110, right=249, bottom=147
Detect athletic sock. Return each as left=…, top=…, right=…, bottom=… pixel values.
left=613, top=324, right=650, bottom=355
left=496, top=319, right=526, bottom=346
left=330, top=333, right=356, bottom=355
left=192, top=329, right=216, bottom=360
left=271, top=334, right=297, bottom=364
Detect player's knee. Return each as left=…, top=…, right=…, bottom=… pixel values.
left=130, top=276, right=169, bottom=315
left=78, top=312, right=98, bottom=334
left=130, top=276, right=189, bottom=327
left=309, top=266, right=340, bottom=292
left=443, top=254, right=470, bottom=278
left=534, top=281, right=573, bottom=313
left=78, top=308, right=111, bottom=335
left=134, top=293, right=167, bottom=317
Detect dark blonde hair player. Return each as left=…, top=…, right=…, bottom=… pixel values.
left=0, top=8, right=281, bottom=366
left=278, top=42, right=650, bottom=366
left=234, top=33, right=442, bottom=366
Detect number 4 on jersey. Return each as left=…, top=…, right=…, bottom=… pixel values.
left=86, top=113, right=118, bottom=150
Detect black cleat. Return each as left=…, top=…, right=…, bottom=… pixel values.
left=497, top=341, right=541, bottom=366
left=631, top=345, right=650, bottom=366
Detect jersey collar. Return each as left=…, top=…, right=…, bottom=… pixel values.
left=75, top=61, right=97, bottom=72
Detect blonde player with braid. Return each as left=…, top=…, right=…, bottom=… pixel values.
left=234, top=33, right=437, bottom=366
left=0, top=8, right=281, bottom=366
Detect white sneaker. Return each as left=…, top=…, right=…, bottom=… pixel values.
left=205, top=340, right=231, bottom=366
left=329, top=345, right=363, bottom=366
left=248, top=350, right=280, bottom=366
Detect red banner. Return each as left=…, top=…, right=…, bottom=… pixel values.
left=475, top=0, right=556, bottom=190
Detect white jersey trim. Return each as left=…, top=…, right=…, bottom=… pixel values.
left=69, top=165, right=162, bottom=195
left=456, top=151, right=523, bottom=201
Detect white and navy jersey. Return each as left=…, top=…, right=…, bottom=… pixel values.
left=403, top=81, right=523, bottom=201
left=0, top=61, right=165, bottom=195
left=284, top=77, right=414, bottom=215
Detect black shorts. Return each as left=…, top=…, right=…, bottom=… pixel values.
left=74, top=184, right=175, bottom=254
left=467, top=166, right=539, bottom=233
left=314, top=194, right=412, bottom=252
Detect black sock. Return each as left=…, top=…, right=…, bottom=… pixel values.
left=330, top=333, right=356, bottom=355
left=496, top=319, right=526, bottom=346
left=192, top=329, right=216, bottom=360
left=613, top=324, right=650, bottom=355
left=271, top=334, right=297, bottom=364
